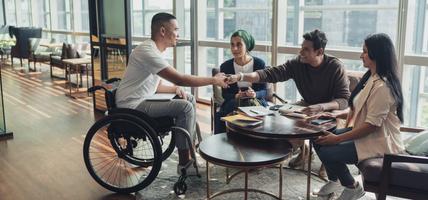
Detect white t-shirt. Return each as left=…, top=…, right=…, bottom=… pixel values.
left=233, top=58, right=253, bottom=88
left=116, top=39, right=170, bottom=109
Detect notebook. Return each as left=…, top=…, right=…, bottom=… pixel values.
left=221, top=114, right=263, bottom=127
left=238, top=106, right=275, bottom=117
left=144, top=93, right=176, bottom=101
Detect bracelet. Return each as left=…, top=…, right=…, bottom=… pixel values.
left=239, top=72, right=244, bottom=81
left=319, top=104, right=324, bottom=111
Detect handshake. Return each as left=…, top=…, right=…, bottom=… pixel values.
left=212, top=73, right=240, bottom=88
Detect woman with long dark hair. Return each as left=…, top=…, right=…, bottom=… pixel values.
left=313, top=33, right=404, bottom=200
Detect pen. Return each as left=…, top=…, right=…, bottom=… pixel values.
left=250, top=109, right=260, bottom=114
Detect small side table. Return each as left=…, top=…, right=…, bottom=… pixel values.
left=199, top=133, right=292, bottom=200
left=62, top=57, right=92, bottom=98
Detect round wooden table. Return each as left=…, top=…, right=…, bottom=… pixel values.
left=199, top=133, right=292, bottom=200
left=226, top=113, right=336, bottom=200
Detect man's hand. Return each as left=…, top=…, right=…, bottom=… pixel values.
left=301, top=104, right=324, bottom=116
left=315, top=130, right=341, bottom=145
left=175, top=86, right=187, bottom=100
left=213, top=73, right=229, bottom=88
left=227, top=74, right=239, bottom=84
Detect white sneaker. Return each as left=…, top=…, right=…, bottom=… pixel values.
left=313, top=180, right=343, bottom=196
left=177, top=160, right=198, bottom=176
left=335, top=182, right=365, bottom=200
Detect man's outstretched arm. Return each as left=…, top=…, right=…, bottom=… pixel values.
left=158, top=66, right=228, bottom=88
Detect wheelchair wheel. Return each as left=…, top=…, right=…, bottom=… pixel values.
left=108, top=108, right=175, bottom=163
left=159, top=131, right=175, bottom=161
left=83, top=114, right=162, bottom=193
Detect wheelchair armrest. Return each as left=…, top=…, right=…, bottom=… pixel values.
left=105, top=78, right=121, bottom=84
left=88, top=85, right=107, bottom=93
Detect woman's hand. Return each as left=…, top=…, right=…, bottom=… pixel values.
left=315, top=130, right=341, bottom=145
left=244, top=87, right=256, bottom=98
left=235, top=91, right=243, bottom=99
left=175, top=86, right=187, bottom=100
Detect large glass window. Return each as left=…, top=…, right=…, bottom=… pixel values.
left=5, top=0, right=17, bottom=25
left=405, top=0, right=428, bottom=55
left=402, top=65, right=428, bottom=127
left=401, top=0, right=428, bottom=127
left=17, top=0, right=31, bottom=26
left=131, top=0, right=173, bottom=37
left=203, top=0, right=272, bottom=42
left=74, top=0, right=89, bottom=32
left=283, top=0, right=399, bottom=49
left=33, top=0, right=50, bottom=29
left=52, top=0, right=71, bottom=30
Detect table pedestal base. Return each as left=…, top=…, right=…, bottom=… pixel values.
left=206, top=162, right=283, bottom=200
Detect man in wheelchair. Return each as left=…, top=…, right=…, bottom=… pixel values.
left=115, top=12, right=228, bottom=175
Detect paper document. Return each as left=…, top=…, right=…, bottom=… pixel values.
left=238, top=106, right=274, bottom=117
left=144, top=93, right=176, bottom=101
left=221, top=114, right=263, bottom=127
left=278, top=103, right=306, bottom=114
left=278, top=103, right=308, bottom=119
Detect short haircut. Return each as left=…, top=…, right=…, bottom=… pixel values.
left=151, top=12, right=176, bottom=35
left=302, top=29, right=328, bottom=50
left=231, top=30, right=255, bottom=52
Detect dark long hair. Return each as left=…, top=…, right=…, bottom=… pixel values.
left=349, top=33, right=404, bottom=122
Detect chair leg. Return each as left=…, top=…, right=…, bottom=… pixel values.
left=376, top=192, right=386, bottom=200
left=20, top=58, right=22, bottom=67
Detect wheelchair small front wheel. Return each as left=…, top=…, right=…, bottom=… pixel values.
left=173, top=181, right=187, bottom=195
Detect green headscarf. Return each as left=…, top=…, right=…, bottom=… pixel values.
left=231, top=30, right=255, bottom=52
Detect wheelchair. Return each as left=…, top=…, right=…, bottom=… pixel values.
left=83, top=78, right=201, bottom=195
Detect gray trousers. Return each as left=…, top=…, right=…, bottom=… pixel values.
left=136, top=94, right=196, bottom=150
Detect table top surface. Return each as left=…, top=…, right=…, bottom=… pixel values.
left=226, top=113, right=336, bottom=139
left=39, top=43, right=63, bottom=48
left=62, top=57, right=92, bottom=65
left=199, top=133, right=292, bottom=168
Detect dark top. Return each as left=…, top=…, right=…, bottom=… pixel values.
left=256, top=54, right=350, bottom=109
left=220, top=56, right=268, bottom=106
left=199, top=133, right=291, bottom=167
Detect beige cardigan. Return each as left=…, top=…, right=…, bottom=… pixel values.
left=346, top=74, right=404, bottom=162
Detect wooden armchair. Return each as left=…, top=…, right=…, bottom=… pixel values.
left=28, top=38, right=57, bottom=71
left=9, top=26, right=42, bottom=69
left=358, top=134, right=428, bottom=200
left=50, top=43, right=90, bottom=79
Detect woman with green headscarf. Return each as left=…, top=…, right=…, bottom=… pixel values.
left=214, top=30, right=268, bottom=134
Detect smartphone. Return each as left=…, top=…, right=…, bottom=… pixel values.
left=311, top=118, right=334, bottom=125
left=239, top=87, right=249, bottom=92
left=269, top=105, right=284, bottom=111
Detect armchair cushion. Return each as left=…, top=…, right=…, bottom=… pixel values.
left=358, top=157, right=428, bottom=191
left=404, top=130, right=428, bottom=156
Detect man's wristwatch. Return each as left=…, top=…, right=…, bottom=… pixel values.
left=239, top=72, right=244, bottom=81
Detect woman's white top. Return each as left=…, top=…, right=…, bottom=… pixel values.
left=233, top=58, right=254, bottom=88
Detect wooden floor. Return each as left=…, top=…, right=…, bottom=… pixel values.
left=0, top=62, right=212, bottom=200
